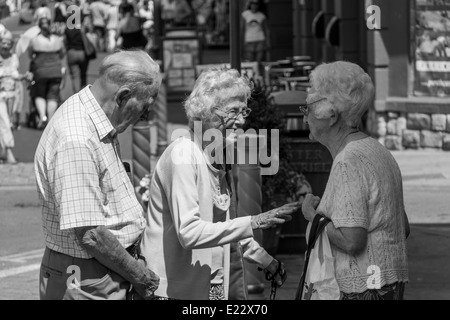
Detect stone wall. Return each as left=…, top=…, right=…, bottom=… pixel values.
left=370, top=111, right=450, bottom=151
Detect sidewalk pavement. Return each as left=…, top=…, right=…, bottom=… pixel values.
left=268, top=223, right=450, bottom=301
left=0, top=162, right=35, bottom=187
left=392, top=149, right=450, bottom=187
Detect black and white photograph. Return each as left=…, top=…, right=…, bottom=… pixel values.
left=0, top=0, right=449, bottom=309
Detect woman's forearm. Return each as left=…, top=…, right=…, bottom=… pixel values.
left=177, top=215, right=254, bottom=250
left=326, top=223, right=367, bottom=256
left=404, top=209, right=410, bottom=239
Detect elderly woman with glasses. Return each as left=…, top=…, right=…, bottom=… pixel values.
left=139, top=68, right=300, bottom=300
left=299, top=61, right=409, bottom=300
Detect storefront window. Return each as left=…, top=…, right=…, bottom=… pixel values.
left=414, top=0, right=450, bottom=97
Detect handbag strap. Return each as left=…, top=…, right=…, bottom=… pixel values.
left=295, top=214, right=331, bottom=300
left=80, top=28, right=92, bottom=47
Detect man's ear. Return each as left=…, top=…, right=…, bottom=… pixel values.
left=115, top=87, right=132, bottom=108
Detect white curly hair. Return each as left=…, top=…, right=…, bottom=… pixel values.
left=309, top=61, right=375, bottom=129
left=184, top=68, right=252, bottom=130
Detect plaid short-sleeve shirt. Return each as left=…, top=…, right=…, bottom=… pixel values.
left=34, top=86, right=145, bottom=259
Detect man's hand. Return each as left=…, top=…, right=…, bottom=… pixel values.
left=23, top=71, right=33, bottom=82
left=131, top=259, right=160, bottom=299
left=74, top=226, right=160, bottom=299
left=302, top=193, right=321, bottom=222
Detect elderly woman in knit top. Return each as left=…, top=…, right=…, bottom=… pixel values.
left=139, top=68, right=301, bottom=300
left=300, top=61, right=410, bottom=300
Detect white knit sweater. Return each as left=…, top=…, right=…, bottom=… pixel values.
left=317, top=136, right=409, bottom=293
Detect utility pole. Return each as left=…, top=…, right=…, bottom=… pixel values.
left=230, top=0, right=241, bottom=73
left=153, top=0, right=163, bottom=60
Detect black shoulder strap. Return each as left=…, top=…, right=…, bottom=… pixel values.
left=295, top=214, right=331, bottom=300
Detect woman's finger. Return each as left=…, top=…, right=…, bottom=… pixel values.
left=270, top=216, right=291, bottom=225
left=283, top=202, right=301, bottom=208
left=272, top=212, right=292, bottom=219
left=280, top=207, right=299, bottom=215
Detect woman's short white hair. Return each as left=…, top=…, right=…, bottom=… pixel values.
left=310, top=61, right=375, bottom=129
left=184, top=68, right=251, bottom=129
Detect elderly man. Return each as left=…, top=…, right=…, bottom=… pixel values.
left=34, top=50, right=162, bottom=300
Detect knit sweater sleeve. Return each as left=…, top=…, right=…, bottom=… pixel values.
left=330, top=155, right=369, bottom=229
left=160, top=140, right=254, bottom=250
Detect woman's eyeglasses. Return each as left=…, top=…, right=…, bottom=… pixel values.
left=217, top=107, right=252, bottom=121
left=298, top=97, right=327, bottom=116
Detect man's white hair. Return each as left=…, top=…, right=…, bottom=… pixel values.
left=184, top=68, right=251, bottom=130
left=309, top=61, right=375, bottom=129
left=99, top=50, right=162, bottom=100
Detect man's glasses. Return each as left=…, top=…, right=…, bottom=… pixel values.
left=298, top=97, right=327, bottom=116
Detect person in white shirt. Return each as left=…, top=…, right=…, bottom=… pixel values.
left=0, top=30, right=31, bottom=163
left=33, top=0, right=52, bottom=24
left=161, top=0, right=192, bottom=28
left=105, top=0, right=119, bottom=52
left=89, top=0, right=109, bottom=52
left=241, top=0, right=270, bottom=64
left=191, top=0, right=213, bottom=28
left=139, top=0, right=154, bottom=50
left=139, top=0, right=153, bottom=24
